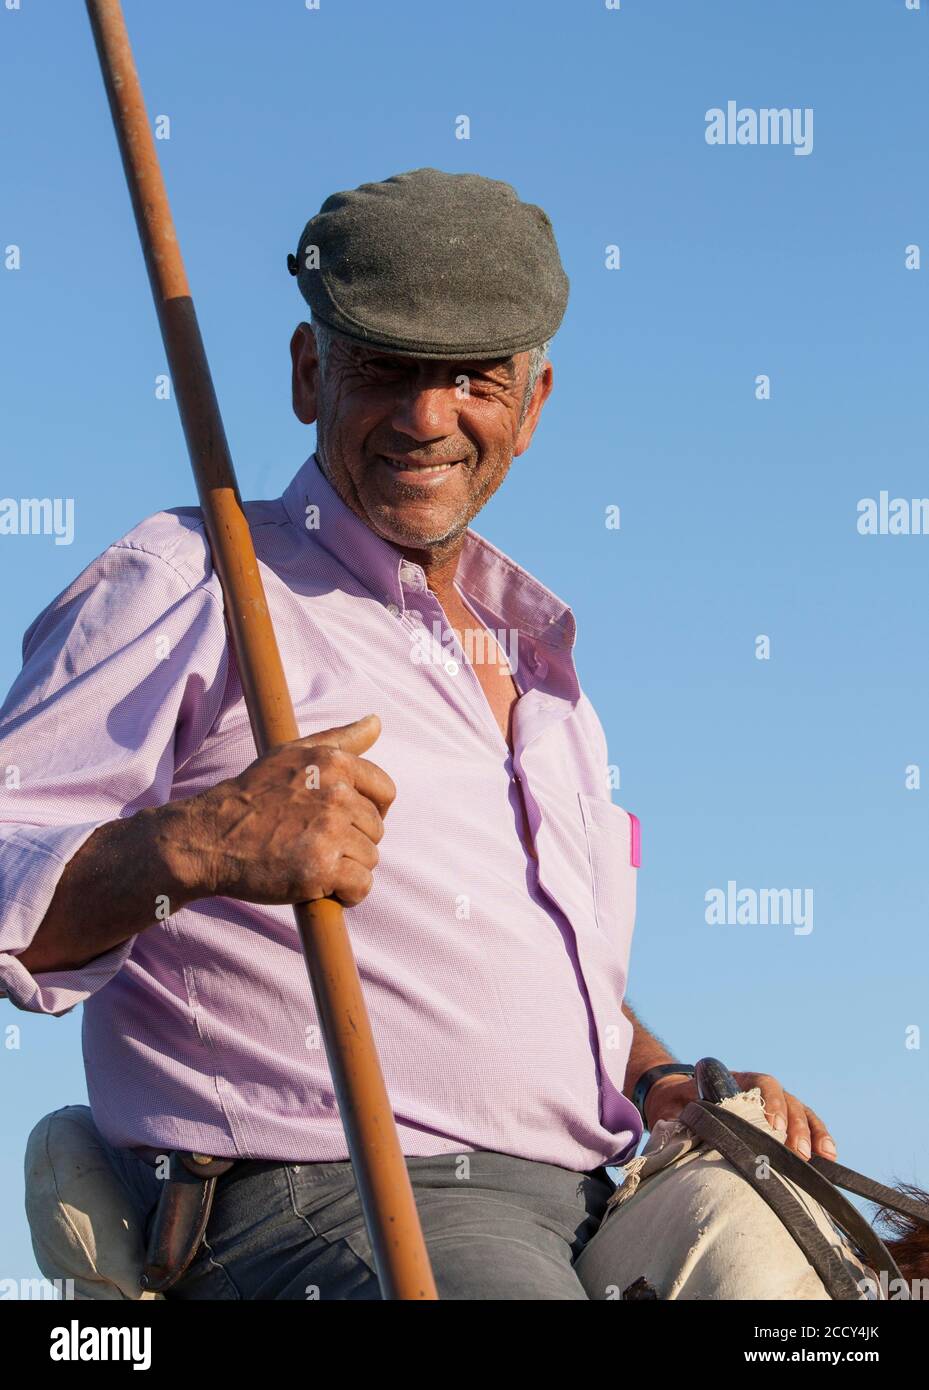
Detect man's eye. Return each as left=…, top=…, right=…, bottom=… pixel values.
left=360, top=358, right=407, bottom=378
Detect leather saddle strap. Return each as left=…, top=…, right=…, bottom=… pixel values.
left=680, top=1102, right=880, bottom=1301
left=810, top=1154, right=929, bottom=1228
left=140, top=1152, right=235, bottom=1294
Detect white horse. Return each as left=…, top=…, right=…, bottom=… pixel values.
left=576, top=1061, right=929, bottom=1301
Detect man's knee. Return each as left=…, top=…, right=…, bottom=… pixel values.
left=24, top=1106, right=162, bottom=1301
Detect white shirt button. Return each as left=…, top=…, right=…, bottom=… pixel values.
left=399, top=563, right=425, bottom=591
left=444, top=659, right=459, bottom=676
left=386, top=602, right=400, bottom=617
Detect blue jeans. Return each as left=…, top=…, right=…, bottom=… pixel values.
left=109, top=1146, right=623, bottom=1300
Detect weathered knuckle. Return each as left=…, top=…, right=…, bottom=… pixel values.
left=307, top=745, right=338, bottom=774
left=321, top=747, right=352, bottom=776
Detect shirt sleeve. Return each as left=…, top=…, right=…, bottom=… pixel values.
left=0, top=539, right=229, bottom=1016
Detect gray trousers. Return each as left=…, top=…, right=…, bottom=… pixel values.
left=107, top=1144, right=628, bottom=1301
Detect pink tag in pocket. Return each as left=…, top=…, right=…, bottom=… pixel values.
left=628, top=812, right=641, bottom=868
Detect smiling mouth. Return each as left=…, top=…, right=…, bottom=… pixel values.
left=377, top=456, right=463, bottom=477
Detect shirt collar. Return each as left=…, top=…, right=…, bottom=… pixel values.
left=281, top=453, right=577, bottom=654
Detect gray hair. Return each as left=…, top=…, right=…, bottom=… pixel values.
left=521, top=339, right=551, bottom=422
left=310, top=315, right=334, bottom=377
left=310, top=316, right=549, bottom=420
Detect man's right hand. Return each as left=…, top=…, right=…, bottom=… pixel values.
left=191, top=713, right=395, bottom=908
left=19, top=715, right=394, bottom=976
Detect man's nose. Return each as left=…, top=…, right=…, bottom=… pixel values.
left=389, top=381, right=462, bottom=441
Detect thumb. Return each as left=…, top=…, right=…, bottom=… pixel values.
left=299, top=713, right=382, bottom=757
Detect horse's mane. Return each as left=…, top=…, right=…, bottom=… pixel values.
left=874, top=1183, right=929, bottom=1284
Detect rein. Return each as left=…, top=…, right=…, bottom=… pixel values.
left=681, top=1098, right=929, bottom=1300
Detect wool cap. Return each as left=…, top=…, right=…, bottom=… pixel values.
left=287, top=167, right=569, bottom=360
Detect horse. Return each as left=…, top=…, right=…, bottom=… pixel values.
left=574, top=1058, right=929, bottom=1301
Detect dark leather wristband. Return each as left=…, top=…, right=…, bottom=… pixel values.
left=631, top=1063, right=695, bottom=1123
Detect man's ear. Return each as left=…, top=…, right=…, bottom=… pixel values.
left=290, top=322, right=320, bottom=424
left=514, top=360, right=554, bottom=457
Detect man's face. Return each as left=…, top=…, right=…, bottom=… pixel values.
left=290, top=324, right=553, bottom=557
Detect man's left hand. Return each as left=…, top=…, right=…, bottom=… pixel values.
left=644, top=1070, right=837, bottom=1162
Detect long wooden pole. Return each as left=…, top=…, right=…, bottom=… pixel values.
left=85, top=0, right=437, bottom=1301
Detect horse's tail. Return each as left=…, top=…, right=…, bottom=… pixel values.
left=875, top=1183, right=929, bottom=1287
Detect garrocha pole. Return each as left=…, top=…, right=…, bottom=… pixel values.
left=84, top=0, right=437, bottom=1301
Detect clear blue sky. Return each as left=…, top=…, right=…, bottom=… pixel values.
left=1, top=0, right=927, bottom=1284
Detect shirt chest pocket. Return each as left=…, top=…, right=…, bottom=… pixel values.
left=578, top=794, right=639, bottom=964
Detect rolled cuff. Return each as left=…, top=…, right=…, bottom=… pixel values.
left=0, top=821, right=135, bottom=1015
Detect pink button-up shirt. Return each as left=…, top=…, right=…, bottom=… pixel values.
left=0, top=455, right=642, bottom=1170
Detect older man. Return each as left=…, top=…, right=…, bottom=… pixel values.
left=1, top=169, right=834, bottom=1300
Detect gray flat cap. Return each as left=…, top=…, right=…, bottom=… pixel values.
left=287, top=167, right=569, bottom=360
